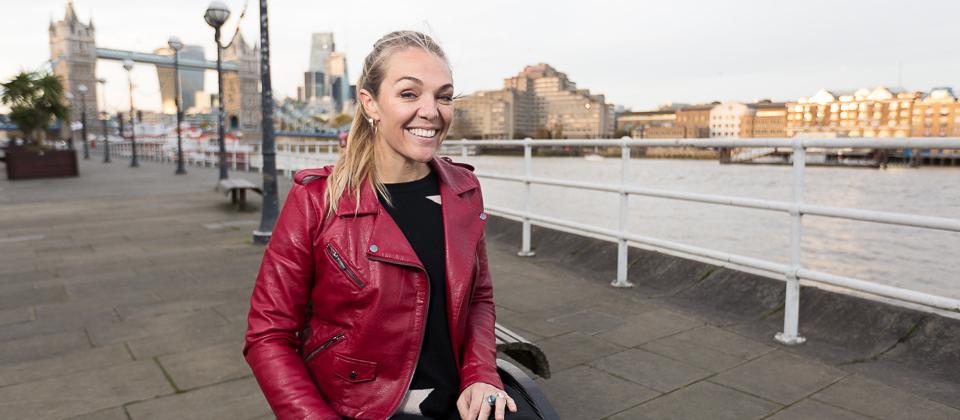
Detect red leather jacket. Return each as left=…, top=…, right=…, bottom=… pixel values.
left=244, top=156, right=503, bottom=420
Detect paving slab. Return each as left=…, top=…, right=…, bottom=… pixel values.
left=535, top=365, right=659, bottom=419
left=0, top=306, right=34, bottom=326
left=532, top=331, right=624, bottom=371
left=597, top=309, right=704, bottom=347
left=157, top=341, right=250, bottom=391
left=32, top=267, right=139, bottom=289
left=126, top=376, right=271, bottom=420
left=811, top=375, right=960, bottom=420
left=212, top=300, right=251, bottom=323
left=608, top=381, right=782, bottom=420
left=712, top=350, right=848, bottom=405
left=114, top=298, right=230, bottom=321
left=0, top=360, right=173, bottom=420
left=0, top=314, right=87, bottom=341
left=589, top=348, right=712, bottom=393
left=543, top=309, right=626, bottom=335
left=32, top=300, right=123, bottom=325
left=0, top=330, right=91, bottom=365
left=0, top=343, right=132, bottom=387
left=0, top=284, right=68, bottom=310
left=125, top=318, right=246, bottom=361
left=66, top=407, right=130, bottom=420
left=662, top=325, right=775, bottom=360
left=766, top=399, right=873, bottom=420
left=86, top=308, right=228, bottom=346
left=639, top=335, right=749, bottom=373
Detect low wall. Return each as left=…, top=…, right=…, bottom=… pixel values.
left=484, top=214, right=960, bottom=406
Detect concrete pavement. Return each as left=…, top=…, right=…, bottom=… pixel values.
left=1, top=156, right=957, bottom=419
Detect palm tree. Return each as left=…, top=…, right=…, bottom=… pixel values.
left=1, top=71, right=69, bottom=148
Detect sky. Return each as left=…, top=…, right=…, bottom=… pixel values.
left=3, top=0, right=960, bottom=114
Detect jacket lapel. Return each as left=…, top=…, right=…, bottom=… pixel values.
left=364, top=206, right=424, bottom=270
left=431, top=158, right=485, bottom=362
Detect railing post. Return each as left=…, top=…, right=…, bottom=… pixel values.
left=776, top=138, right=807, bottom=345
left=612, top=137, right=634, bottom=287
left=518, top=138, right=536, bottom=257
left=461, top=138, right=468, bottom=159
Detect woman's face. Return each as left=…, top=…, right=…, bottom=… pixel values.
left=361, top=48, right=454, bottom=164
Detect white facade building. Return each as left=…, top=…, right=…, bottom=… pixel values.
left=710, top=102, right=754, bottom=138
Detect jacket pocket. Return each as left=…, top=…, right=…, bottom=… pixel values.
left=332, top=353, right=378, bottom=383
left=325, top=243, right=366, bottom=289
left=304, top=331, right=345, bottom=362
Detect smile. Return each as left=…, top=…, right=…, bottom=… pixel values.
left=406, top=128, right=437, bottom=138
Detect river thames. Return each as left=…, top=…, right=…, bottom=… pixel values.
left=454, top=155, right=960, bottom=301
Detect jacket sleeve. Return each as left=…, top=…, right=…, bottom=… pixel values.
left=458, top=229, right=505, bottom=394
left=243, top=183, right=340, bottom=420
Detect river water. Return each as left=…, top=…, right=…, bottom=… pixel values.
left=453, top=155, right=960, bottom=300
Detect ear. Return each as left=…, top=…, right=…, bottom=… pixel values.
left=358, top=88, right=381, bottom=122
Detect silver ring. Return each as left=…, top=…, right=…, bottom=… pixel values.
left=487, top=394, right=497, bottom=406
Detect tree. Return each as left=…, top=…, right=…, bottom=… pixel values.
left=1, top=71, right=69, bottom=148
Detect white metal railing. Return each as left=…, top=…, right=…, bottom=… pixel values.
left=89, top=138, right=261, bottom=172
left=88, top=135, right=960, bottom=345
left=443, top=137, right=960, bottom=346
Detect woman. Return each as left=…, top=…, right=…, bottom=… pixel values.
left=244, top=31, right=539, bottom=420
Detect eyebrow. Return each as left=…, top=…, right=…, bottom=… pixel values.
left=394, top=76, right=453, bottom=91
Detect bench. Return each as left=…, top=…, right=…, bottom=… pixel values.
left=495, top=323, right=551, bottom=378
left=495, top=323, right=559, bottom=420
left=216, top=179, right=263, bottom=211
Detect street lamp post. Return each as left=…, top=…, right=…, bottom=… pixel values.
left=205, top=1, right=230, bottom=181
left=101, top=113, right=110, bottom=163
left=97, top=78, right=110, bottom=163
left=168, top=36, right=187, bottom=175
left=253, top=0, right=279, bottom=244
left=64, top=91, right=75, bottom=150
left=122, top=58, right=139, bottom=168
left=78, top=84, right=89, bottom=159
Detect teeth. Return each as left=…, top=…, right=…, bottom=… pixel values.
left=407, top=128, right=437, bottom=138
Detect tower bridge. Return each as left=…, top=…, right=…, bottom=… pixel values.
left=49, top=1, right=262, bottom=143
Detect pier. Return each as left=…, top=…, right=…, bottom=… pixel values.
left=1, top=157, right=959, bottom=419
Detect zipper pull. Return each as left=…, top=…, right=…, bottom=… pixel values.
left=327, top=244, right=348, bottom=270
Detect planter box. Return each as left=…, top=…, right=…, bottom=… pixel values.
left=4, top=149, right=79, bottom=180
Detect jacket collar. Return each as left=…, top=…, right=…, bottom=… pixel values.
left=334, top=156, right=479, bottom=217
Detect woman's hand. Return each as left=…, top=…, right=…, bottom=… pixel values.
left=457, top=382, right=518, bottom=420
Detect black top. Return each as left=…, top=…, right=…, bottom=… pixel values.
left=378, top=170, right=460, bottom=418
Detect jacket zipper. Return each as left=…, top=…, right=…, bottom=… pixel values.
left=326, top=243, right=366, bottom=288
left=368, top=255, right=429, bottom=416
left=304, top=332, right=345, bottom=362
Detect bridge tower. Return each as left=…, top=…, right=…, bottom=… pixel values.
left=49, top=0, right=98, bottom=139
left=223, top=32, right=262, bottom=145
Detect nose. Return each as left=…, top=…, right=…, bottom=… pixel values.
left=416, top=96, right=440, bottom=121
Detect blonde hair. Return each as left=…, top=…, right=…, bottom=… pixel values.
left=324, top=30, right=450, bottom=217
